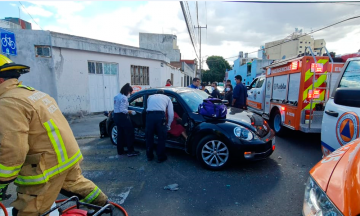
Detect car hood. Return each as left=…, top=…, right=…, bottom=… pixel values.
left=225, top=107, right=269, bottom=136
left=310, top=138, right=360, bottom=215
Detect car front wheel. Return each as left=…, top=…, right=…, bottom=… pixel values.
left=196, top=135, right=230, bottom=170
left=109, top=123, right=117, bottom=146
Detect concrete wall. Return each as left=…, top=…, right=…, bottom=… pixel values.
left=0, top=20, right=21, bottom=29
left=51, top=32, right=170, bottom=63
left=182, top=62, right=195, bottom=77
left=4, top=29, right=58, bottom=100
left=52, top=47, right=183, bottom=114
left=139, top=33, right=181, bottom=62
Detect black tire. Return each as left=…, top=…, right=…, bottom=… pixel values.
left=196, top=135, right=230, bottom=170
left=270, top=110, right=286, bottom=136
left=109, top=123, right=117, bottom=146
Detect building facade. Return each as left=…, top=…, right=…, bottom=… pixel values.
left=140, top=33, right=197, bottom=83
left=227, top=51, right=273, bottom=88
left=3, top=17, right=32, bottom=29
left=139, top=33, right=181, bottom=62
left=265, top=29, right=326, bottom=60
left=0, top=19, right=22, bottom=29
left=2, top=29, right=183, bottom=115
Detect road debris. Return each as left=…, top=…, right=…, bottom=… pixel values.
left=164, top=183, right=179, bottom=191
left=278, top=156, right=282, bottom=159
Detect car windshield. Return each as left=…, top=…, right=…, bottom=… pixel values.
left=339, top=60, right=360, bottom=88
left=179, top=90, right=209, bottom=112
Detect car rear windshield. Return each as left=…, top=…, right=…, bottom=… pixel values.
left=179, top=90, right=209, bottom=112
left=339, top=60, right=360, bottom=88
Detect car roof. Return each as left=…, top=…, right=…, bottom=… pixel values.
left=136, top=87, right=196, bottom=94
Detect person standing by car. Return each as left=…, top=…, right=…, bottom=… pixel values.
left=232, top=75, right=248, bottom=109
left=224, top=84, right=233, bottom=106
left=211, top=82, right=221, bottom=98
left=188, top=77, right=200, bottom=89
left=200, top=83, right=210, bottom=94
left=113, top=83, right=140, bottom=157
left=146, top=90, right=174, bottom=163
left=221, top=80, right=231, bottom=96
left=165, top=79, right=172, bottom=86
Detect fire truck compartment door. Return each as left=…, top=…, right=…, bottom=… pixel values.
left=272, top=75, right=288, bottom=101
left=288, top=73, right=300, bottom=103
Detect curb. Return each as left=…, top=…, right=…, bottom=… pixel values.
left=75, top=136, right=100, bottom=140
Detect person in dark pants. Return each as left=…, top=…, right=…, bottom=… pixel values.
left=232, top=75, right=248, bottom=109
left=224, top=83, right=233, bottom=106
left=113, top=83, right=140, bottom=157
left=145, top=90, right=174, bottom=163
left=211, top=82, right=221, bottom=98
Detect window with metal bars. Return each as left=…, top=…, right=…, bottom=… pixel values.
left=131, top=65, right=149, bottom=85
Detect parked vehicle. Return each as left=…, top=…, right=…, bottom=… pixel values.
left=246, top=47, right=345, bottom=135
left=104, top=87, right=275, bottom=170
left=321, top=57, right=360, bottom=156
left=302, top=137, right=360, bottom=216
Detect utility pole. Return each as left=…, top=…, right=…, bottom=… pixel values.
left=194, top=25, right=207, bottom=79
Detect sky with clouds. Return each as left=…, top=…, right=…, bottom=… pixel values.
left=1, top=1, right=360, bottom=69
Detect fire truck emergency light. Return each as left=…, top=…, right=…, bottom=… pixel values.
left=311, top=63, right=323, bottom=73
left=291, top=61, right=299, bottom=70
left=308, top=89, right=320, bottom=99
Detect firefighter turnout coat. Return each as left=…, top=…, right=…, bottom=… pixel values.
left=0, top=79, right=107, bottom=215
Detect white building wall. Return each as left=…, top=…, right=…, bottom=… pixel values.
left=52, top=47, right=183, bottom=114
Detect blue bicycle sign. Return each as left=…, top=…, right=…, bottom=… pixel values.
left=1, top=32, right=17, bottom=56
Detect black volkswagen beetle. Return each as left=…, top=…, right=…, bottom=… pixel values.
left=105, top=87, right=275, bottom=170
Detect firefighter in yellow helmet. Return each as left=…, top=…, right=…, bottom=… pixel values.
left=0, top=54, right=108, bottom=216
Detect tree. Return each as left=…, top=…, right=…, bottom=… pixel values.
left=202, top=56, right=231, bottom=83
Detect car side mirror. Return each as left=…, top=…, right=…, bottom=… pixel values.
left=334, top=88, right=360, bottom=108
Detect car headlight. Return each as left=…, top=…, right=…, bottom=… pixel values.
left=233, top=126, right=254, bottom=141
left=303, top=177, right=343, bottom=216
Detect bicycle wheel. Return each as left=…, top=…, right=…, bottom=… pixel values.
left=54, top=199, right=128, bottom=216
left=9, top=41, right=16, bottom=50
left=1, top=38, right=7, bottom=47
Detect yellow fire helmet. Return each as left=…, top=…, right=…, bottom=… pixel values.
left=0, top=54, right=30, bottom=77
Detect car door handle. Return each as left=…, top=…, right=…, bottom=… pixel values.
left=257, top=92, right=260, bottom=94
left=250, top=91, right=253, bottom=93
left=325, top=110, right=339, bottom=117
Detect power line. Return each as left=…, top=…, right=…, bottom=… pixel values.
left=225, top=1, right=360, bottom=3
left=18, top=1, right=43, bottom=30
left=180, top=1, right=199, bottom=58
left=185, top=1, right=199, bottom=47
left=205, top=14, right=360, bottom=63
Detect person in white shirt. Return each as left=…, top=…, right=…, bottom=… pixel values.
left=146, top=89, right=174, bottom=163
left=113, top=83, right=140, bottom=157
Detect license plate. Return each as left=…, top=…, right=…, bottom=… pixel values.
left=272, top=137, right=276, bottom=146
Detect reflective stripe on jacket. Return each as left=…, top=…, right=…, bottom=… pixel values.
left=0, top=79, right=82, bottom=185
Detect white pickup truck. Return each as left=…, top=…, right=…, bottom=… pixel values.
left=321, top=57, right=360, bottom=156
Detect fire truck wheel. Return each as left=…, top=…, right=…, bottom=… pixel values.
left=271, top=110, right=285, bottom=136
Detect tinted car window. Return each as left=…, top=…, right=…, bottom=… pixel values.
left=339, top=60, right=360, bottom=88
left=179, top=90, right=209, bottom=112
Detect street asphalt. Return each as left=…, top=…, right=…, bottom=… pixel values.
left=2, top=115, right=323, bottom=216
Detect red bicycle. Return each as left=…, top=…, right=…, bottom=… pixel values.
left=0, top=196, right=128, bottom=216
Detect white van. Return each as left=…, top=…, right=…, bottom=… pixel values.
left=321, top=57, right=360, bottom=156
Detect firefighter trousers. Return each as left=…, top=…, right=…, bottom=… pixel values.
left=11, top=163, right=108, bottom=216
